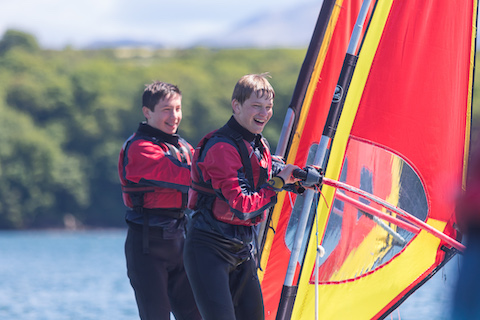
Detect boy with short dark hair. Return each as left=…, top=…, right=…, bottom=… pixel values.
left=118, top=81, right=201, bottom=320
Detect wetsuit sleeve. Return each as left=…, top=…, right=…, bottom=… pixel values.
left=198, top=141, right=277, bottom=220
left=124, top=139, right=191, bottom=193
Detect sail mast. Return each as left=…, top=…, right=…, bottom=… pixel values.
left=275, top=0, right=339, bottom=158
left=258, top=0, right=339, bottom=254
left=275, top=1, right=374, bottom=319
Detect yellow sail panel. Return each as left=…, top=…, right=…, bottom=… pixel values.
left=463, top=0, right=477, bottom=189
left=293, top=220, right=445, bottom=320
left=324, top=225, right=395, bottom=282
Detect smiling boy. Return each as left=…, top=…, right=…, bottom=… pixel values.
left=184, top=73, right=300, bottom=320
left=118, top=81, right=201, bottom=320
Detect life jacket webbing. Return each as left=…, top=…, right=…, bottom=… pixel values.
left=122, top=134, right=191, bottom=254
left=192, top=125, right=257, bottom=195
left=122, top=185, right=154, bottom=254
left=191, top=181, right=216, bottom=195
left=193, top=124, right=264, bottom=228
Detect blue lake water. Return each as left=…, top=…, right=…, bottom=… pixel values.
left=0, top=230, right=461, bottom=320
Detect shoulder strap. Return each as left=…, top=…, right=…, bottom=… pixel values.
left=190, top=130, right=218, bottom=195
left=178, top=137, right=193, bottom=163
left=214, top=125, right=256, bottom=190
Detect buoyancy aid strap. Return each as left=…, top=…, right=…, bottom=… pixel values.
left=122, top=185, right=155, bottom=208
left=142, top=209, right=150, bottom=254
left=230, top=132, right=259, bottom=226
left=121, top=185, right=156, bottom=193
left=179, top=137, right=193, bottom=162
left=191, top=125, right=256, bottom=196
left=164, top=142, right=186, bottom=164
left=214, top=126, right=256, bottom=191
left=191, top=181, right=216, bottom=195
left=122, top=185, right=155, bottom=254
left=181, top=193, right=188, bottom=211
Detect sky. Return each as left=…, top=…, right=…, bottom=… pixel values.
left=0, top=0, right=315, bottom=49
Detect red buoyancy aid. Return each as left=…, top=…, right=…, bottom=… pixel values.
left=188, top=123, right=278, bottom=226
left=119, top=123, right=193, bottom=213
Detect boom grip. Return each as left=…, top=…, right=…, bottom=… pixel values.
left=292, top=166, right=323, bottom=187
left=292, top=169, right=308, bottom=180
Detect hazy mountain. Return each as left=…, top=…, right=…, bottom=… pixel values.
left=86, top=39, right=166, bottom=50
left=85, top=2, right=322, bottom=49
left=195, top=2, right=322, bottom=48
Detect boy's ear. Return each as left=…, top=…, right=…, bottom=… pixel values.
left=142, top=106, right=151, bottom=120
left=232, top=99, right=240, bottom=114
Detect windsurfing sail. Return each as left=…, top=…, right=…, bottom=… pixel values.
left=259, top=0, right=477, bottom=319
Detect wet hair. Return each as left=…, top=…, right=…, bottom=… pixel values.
left=231, top=73, right=275, bottom=105
left=142, top=81, right=181, bottom=111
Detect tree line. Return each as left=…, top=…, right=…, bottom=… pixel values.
left=0, top=29, right=478, bottom=229
left=0, top=30, right=306, bottom=229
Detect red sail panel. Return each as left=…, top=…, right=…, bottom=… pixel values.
left=350, top=0, right=473, bottom=234
left=259, top=0, right=365, bottom=318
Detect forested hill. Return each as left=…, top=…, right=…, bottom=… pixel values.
left=0, top=30, right=478, bottom=229
left=0, top=30, right=307, bottom=229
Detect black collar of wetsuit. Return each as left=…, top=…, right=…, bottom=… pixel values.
left=137, top=122, right=180, bottom=147
left=226, top=116, right=263, bottom=147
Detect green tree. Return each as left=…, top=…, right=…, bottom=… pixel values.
left=0, top=29, right=40, bottom=55
left=0, top=102, right=88, bottom=228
